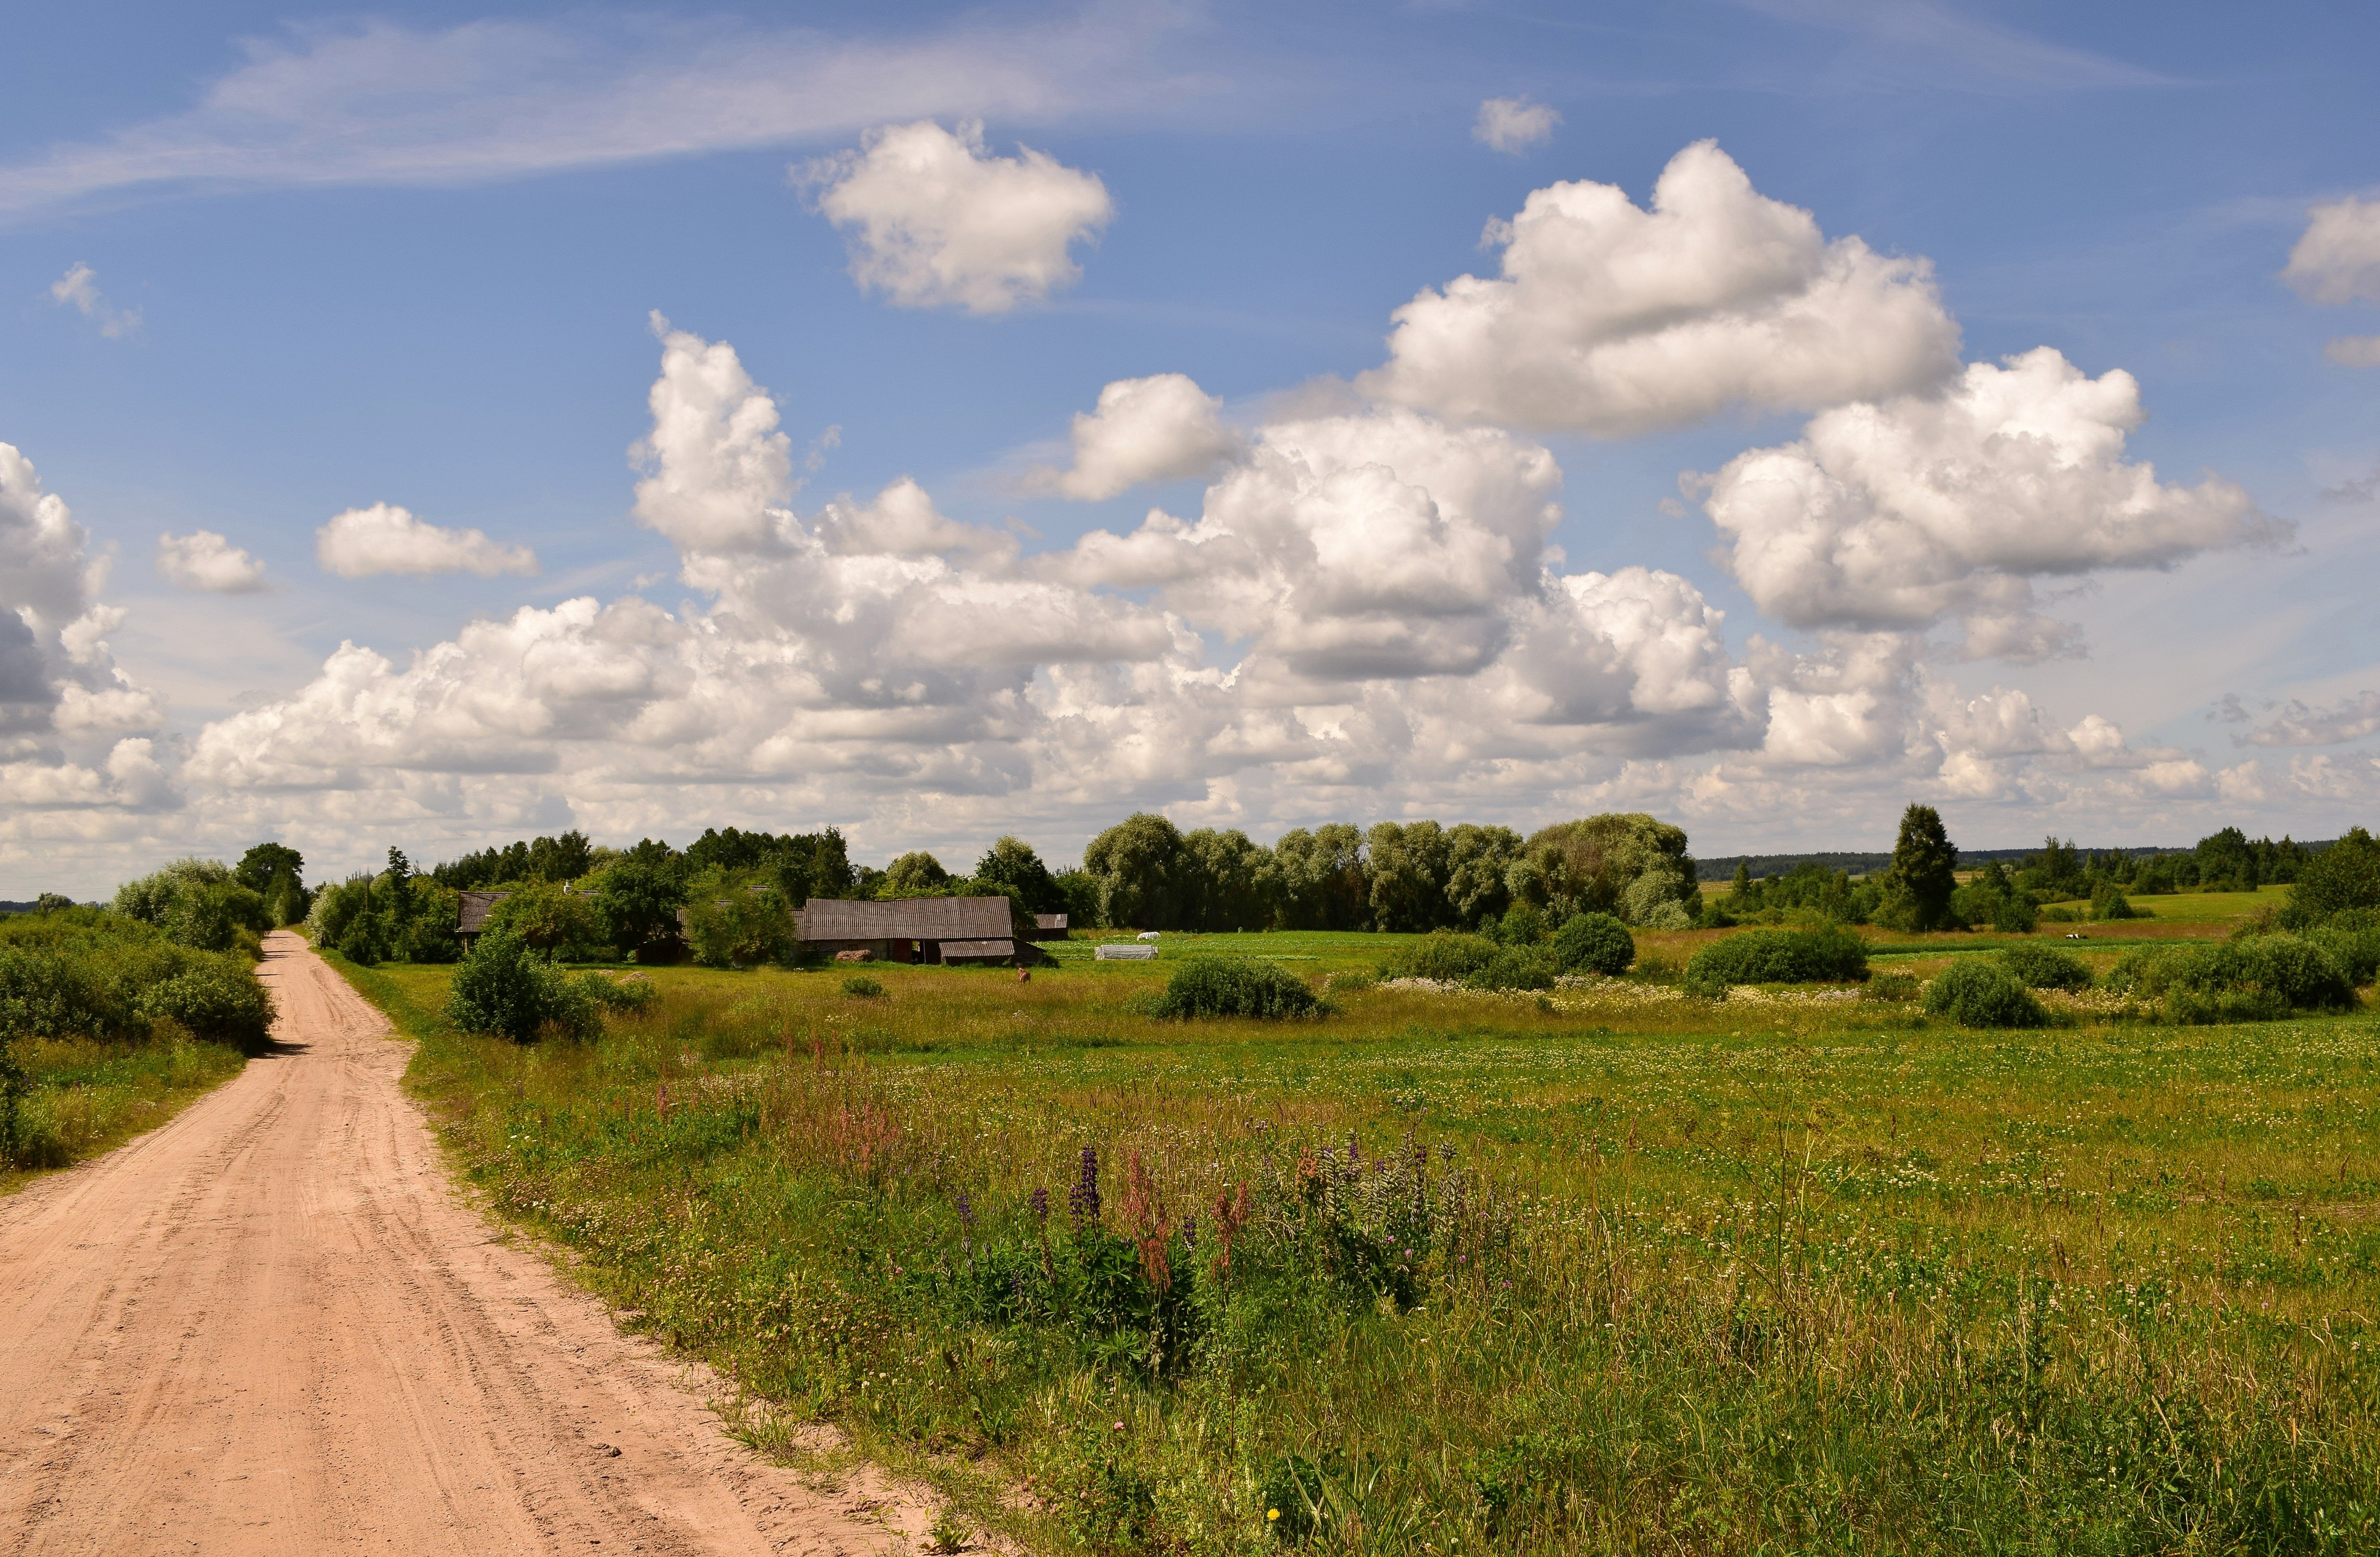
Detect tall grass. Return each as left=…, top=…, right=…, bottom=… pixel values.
left=1, top=907, right=268, bottom=1183
left=355, top=953, right=2380, bottom=1553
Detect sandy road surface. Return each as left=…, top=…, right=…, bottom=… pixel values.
left=0, top=932, right=930, bottom=1556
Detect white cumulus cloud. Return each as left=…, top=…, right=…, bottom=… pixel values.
left=804, top=119, right=1112, bottom=313
left=1032, top=374, right=1241, bottom=500
left=1472, top=96, right=1559, bottom=154
left=316, top=503, right=538, bottom=578
left=0, top=445, right=167, bottom=807
left=1698, top=347, right=2273, bottom=659
left=156, top=530, right=268, bottom=592
left=47, top=263, right=140, bottom=338
left=1362, top=140, right=1961, bottom=436
left=2284, top=196, right=2380, bottom=307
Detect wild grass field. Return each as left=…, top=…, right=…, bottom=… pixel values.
left=343, top=902, right=2380, bottom=1554
left=0, top=1033, right=248, bottom=1194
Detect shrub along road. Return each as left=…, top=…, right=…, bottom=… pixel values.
left=0, top=931, right=927, bottom=1555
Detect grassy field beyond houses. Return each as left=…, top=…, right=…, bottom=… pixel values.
left=340, top=903, right=2380, bottom=1554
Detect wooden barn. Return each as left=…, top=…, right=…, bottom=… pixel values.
left=454, top=890, right=509, bottom=950
left=797, top=896, right=1019, bottom=964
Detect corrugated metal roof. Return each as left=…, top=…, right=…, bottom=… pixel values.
left=938, top=939, right=1016, bottom=961
left=797, top=896, right=1013, bottom=942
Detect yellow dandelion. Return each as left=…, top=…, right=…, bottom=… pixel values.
left=1267, top=1509, right=1281, bottom=1521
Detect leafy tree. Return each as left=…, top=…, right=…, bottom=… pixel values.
left=1877, top=804, right=1959, bottom=933
left=1366, top=821, right=1452, bottom=933
left=1051, top=868, right=1104, bottom=929
left=1493, top=902, right=1547, bottom=945
left=681, top=870, right=798, bottom=967
left=1181, top=828, right=1273, bottom=932
left=387, top=878, right=461, bottom=962
left=1444, top=824, right=1521, bottom=928
left=2282, top=826, right=2380, bottom=927
left=234, top=842, right=305, bottom=897
left=33, top=892, right=75, bottom=914
left=384, top=848, right=415, bottom=926
left=1270, top=825, right=1370, bottom=931
left=973, top=835, right=1064, bottom=914
left=306, top=873, right=378, bottom=948
left=592, top=856, right=687, bottom=959
left=882, top=851, right=952, bottom=894
left=1084, top=813, right=1189, bottom=930
left=2194, top=826, right=2256, bottom=892
left=526, top=830, right=595, bottom=883
left=2016, top=836, right=2087, bottom=900
left=483, top=881, right=603, bottom=961
left=1516, top=815, right=1695, bottom=927
left=337, top=909, right=391, bottom=966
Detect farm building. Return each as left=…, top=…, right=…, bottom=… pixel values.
left=1032, top=913, right=1068, bottom=939
left=455, top=890, right=509, bottom=950
left=797, top=896, right=1019, bottom=964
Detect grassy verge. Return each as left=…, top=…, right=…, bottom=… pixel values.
left=0, top=1031, right=249, bottom=1195
left=340, top=942, right=2380, bottom=1555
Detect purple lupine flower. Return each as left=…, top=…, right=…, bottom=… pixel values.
left=1030, top=1186, right=1050, bottom=1223
left=956, top=1190, right=976, bottom=1235
left=1180, top=1214, right=1198, bottom=1249
left=1068, top=1145, right=1101, bottom=1228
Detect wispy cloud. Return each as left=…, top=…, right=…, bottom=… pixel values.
left=1732, top=0, right=2175, bottom=92
left=0, top=10, right=1201, bottom=220
left=47, top=263, right=140, bottom=337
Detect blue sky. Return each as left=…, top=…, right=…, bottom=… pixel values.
left=2, top=0, right=2376, bottom=894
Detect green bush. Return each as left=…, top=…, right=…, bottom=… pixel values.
left=2091, top=884, right=2143, bottom=921
left=1998, top=944, right=2093, bottom=991
left=683, top=875, right=799, bottom=968
left=1379, top=932, right=1500, bottom=983
left=0, top=909, right=266, bottom=1048
left=1924, top=962, right=2048, bottom=1028
left=135, top=959, right=277, bottom=1047
left=1683, top=925, right=1869, bottom=996
left=842, top=974, right=885, bottom=997
left=2106, top=934, right=2355, bottom=1019
left=1549, top=912, right=1634, bottom=976
left=579, top=971, right=657, bottom=1012
left=337, top=909, right=391, bottom=967
left=445, top=927, right=601, bottom=1042
left=1490, top=903, right=1547, bottom=946
left=1464, top=946, right=1557, bottom=992
left=2305, top=913, right=2380, bottom=985
left=1153, top=957, right=1321, bottom=1019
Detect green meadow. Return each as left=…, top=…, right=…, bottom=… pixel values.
left=341, top=899, right=2380, bottom=1554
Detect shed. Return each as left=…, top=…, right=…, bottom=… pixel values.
left=1031, top=912, right=1070, bottom=940
left=797, top=896, right=1018, bottom=965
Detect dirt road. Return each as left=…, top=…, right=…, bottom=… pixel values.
left=0, top=932, right=929, bottom=1555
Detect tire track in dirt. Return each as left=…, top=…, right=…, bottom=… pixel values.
left=0, top=931, right=933, bottom=1555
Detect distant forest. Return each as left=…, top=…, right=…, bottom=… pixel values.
left=1693, top=841, right=2338, bottom=881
